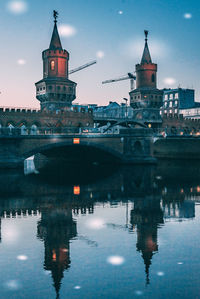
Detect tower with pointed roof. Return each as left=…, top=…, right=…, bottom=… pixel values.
left=130, top=31, right=163, bottom=127
left=35, top=11, right=76, bottom=111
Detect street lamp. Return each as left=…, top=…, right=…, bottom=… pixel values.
left=123, top=98, right=128, bottom=119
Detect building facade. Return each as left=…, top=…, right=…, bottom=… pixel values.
left=160, top=88, right=197, bottom=116
left=129, top=31, right=163, bottom=128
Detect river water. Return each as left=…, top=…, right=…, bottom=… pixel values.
left=0, top=160, right=199, bottom=299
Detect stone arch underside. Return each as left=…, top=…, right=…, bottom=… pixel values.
left=22, top=141, right=123, bottom=164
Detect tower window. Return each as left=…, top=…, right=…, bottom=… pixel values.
left=51, top=60, right=55, bottom=71
left=152, top=74, right=155, bottom=83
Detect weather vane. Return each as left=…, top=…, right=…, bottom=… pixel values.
left=53, top=10, right=58, bottom=23
left=144, top=30, right=149, bottom=41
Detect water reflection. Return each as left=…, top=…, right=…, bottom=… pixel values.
left=0, top=160, right=199, bottom=298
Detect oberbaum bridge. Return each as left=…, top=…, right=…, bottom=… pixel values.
left=1, top=11, right=200, bottom=169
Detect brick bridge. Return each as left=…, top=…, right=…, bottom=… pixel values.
left=0, top=128, right=155, bottom=168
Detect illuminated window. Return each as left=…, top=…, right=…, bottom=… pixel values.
left=164, top=110, right=167, bottom=114
left=175, top=109, right=178, bottom=113
left=175, top=93, right=179, bottom=99
left=169, top=109, right=172, bottom=113
left=169, top=101, right=172, bottom=107
left=169, top=94, right=173, bottom=99
left=164, top=95, right=168, bottom=100
left=73, top=186, right=80, bottom=195
left=51, top=60, right=55, bottom=70
left=175, top=100, right=178, bottom=106
left=73, top=138, right=80, bottom=144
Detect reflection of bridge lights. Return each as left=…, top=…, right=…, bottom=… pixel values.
left=190, top=188, right=193, bottom=193
left=180, top=189, right=184, bottom=194
left=197, top=186, right=200, bottom=192
left=148, top=123, right=151, bottom=128
left=73, top=138, right=80, bottom=144
left=74, top=186, right=80, bottom=195
left=52, top=249, right=56, bottom=261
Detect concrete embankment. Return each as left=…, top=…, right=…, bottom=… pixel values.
left=153, top=137, right=200, bottom=159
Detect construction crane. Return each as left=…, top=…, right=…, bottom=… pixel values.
left=69, top=60, right=97, bottom=75
left=102, top=72, right=136, bottom=91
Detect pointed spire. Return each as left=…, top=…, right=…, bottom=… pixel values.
left=49, top=10, right=63, bottom=50
left=141, top=30, right=152, bottom=64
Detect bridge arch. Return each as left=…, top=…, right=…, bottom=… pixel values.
left=22, top=140, right=123, bottom=164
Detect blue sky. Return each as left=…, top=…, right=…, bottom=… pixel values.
left=0, top=0, right=200, bottom=107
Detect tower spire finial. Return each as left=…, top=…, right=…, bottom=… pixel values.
left=53, top=10, right=58, bottom=23
left=144, top=30, right=149, bottom=42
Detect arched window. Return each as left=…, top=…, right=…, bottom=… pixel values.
left=152, top=74, right=155, bottom=83
left=30, top=124, right=38, bottom=135
left=50, top=60, right=55, bottom=71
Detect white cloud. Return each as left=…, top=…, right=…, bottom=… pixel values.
left=96, top=51, right=105, bottom=59
left=58, top=24, right=77, bottom=37
left=107, top=255, right=125, bottom=265
left=183, top=13, right=192, bottom=19
left=17, top=59, right=26, bottom=65
left=7, top=1, right=28, bottom=14
left=163, top=77, right=176, bottom=86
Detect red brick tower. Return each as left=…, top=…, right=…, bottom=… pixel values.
left=136, top=30, right=157, bottom=89
left=129, top=31, right=163, bottom=128
left=35, top=11, right=76, bottom=111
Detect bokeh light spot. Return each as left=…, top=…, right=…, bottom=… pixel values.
left=17, top=59, right=26, bottom=65
left=183, top=13, right=192, bottom=19
left=96, top=51, right=105, bottom=59
left=107, top=255, right=125, bottom=265
left=58, top=24, right=77, bottom=37
left=7, top=1, right=28, bottom=14
left=17, top=255, right=28, bottom=261
left=86, top=218, right=105, bottom=230
left=4, top=280, right=22, bottom=290
left=163, top=77, right=176, bottom=85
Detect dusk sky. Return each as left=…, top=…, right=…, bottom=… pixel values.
left=0, top=0, right=200, bottom=108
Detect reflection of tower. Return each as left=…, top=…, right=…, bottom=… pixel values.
left=37, top=207, right=77, bottom=298
left=130, top=196, right=163, bottom=284
left=35, top=10, right=77, bottom=111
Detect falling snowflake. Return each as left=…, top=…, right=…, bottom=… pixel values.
left=58, top=24, right=77, bottom=37
left=4, top=280, right=22, bottom=290
left=17, top=255, right=28, bottom=260
left=183, top=13, right=192, bottom=19
left=7, top=1, right=28, bottom=14
left=157, top=271, right=165, bottom=276
left=74, top=285, right=81, bottom=290
left=107, top=255, right=125, bottom=265
left=96, top=51, right=105, bottom=59
left=17, top=59, right=26, bottom=65
left=163, top=77, right=176, bottom=85
left=118, top=10, right=123, bottom=15
left=86, top=218, right=105, bottom=230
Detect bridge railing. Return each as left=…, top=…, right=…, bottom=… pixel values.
left=153, top=127, right=200, bottom=137
left=0, top=126, right=122, bottom=136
